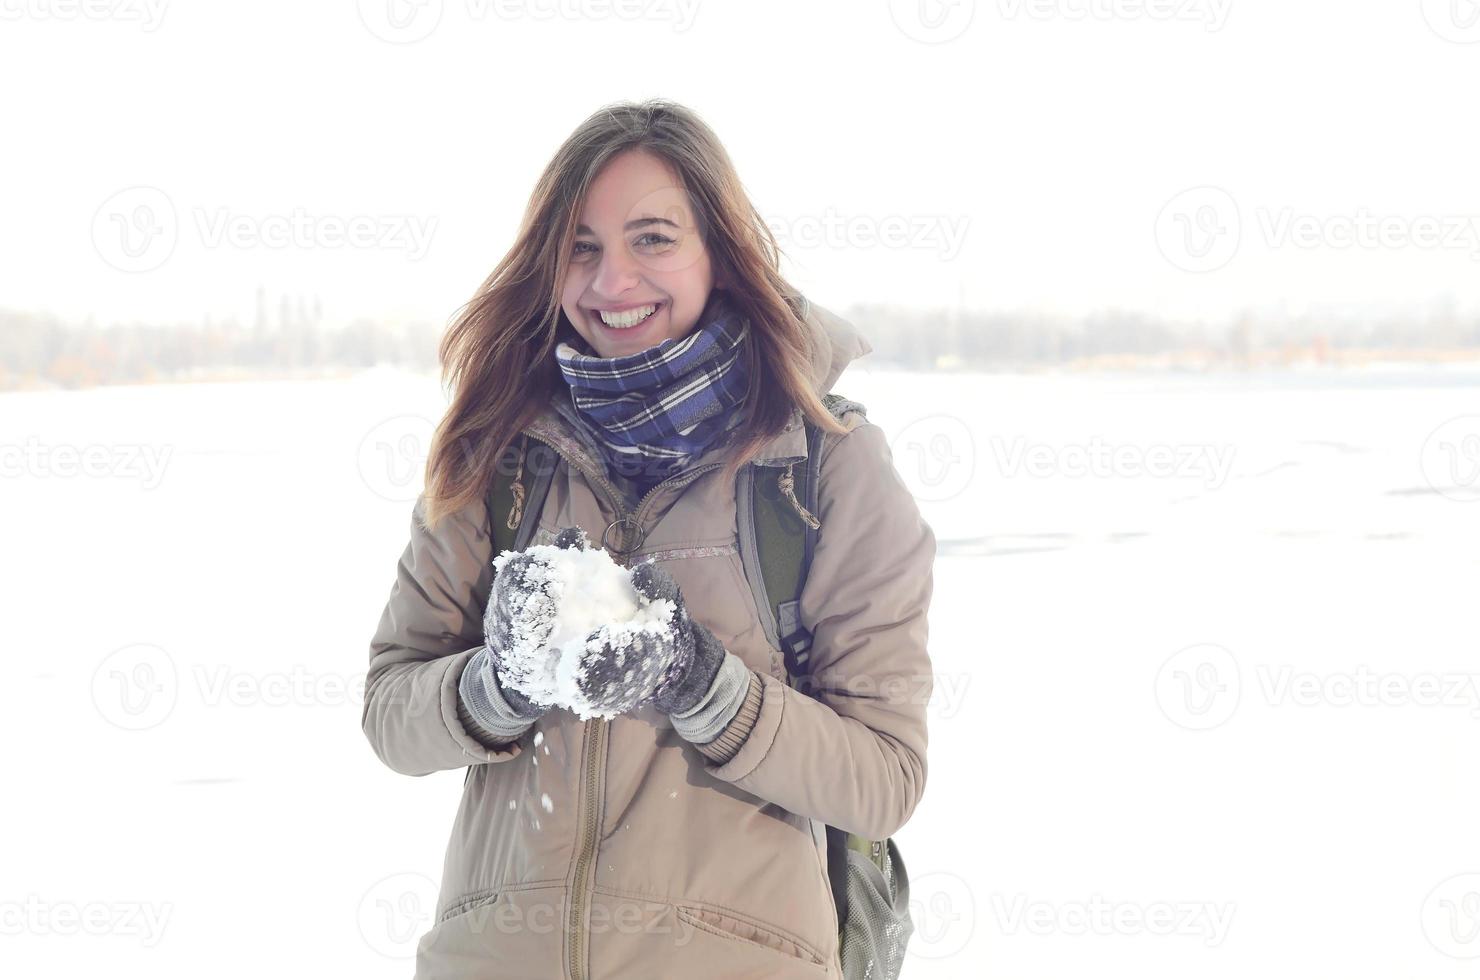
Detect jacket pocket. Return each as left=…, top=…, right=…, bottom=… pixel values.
left=673, top=903, right=826, bottom=967
left=438, top=887, right=501, bottom=924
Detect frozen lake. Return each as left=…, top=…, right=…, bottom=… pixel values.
left=3, top=363, right=1478, bottom=977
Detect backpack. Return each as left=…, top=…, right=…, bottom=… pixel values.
left=484, top=393, right=914, bottom=980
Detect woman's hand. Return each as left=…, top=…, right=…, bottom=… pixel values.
left=571, top=560, right=727, bottom=718
left=483, top=525, right=591, bottom=714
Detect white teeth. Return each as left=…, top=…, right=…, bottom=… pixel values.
left=597, top=303, right=658, bottom=329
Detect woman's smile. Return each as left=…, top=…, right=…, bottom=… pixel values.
left=587, top=300, right=666, bottom=342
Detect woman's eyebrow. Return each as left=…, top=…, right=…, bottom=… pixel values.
left=574, top=216, right=681, bottom=235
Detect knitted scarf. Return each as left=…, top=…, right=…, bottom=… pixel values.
left=554, top=290, right=752, bottom=489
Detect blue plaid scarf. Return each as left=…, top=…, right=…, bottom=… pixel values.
left=554, top=290, right=752, bottom=488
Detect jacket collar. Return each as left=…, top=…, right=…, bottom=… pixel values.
left=522, top=294, right=872, bottom=477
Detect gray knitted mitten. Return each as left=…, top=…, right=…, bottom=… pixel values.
left=462, top=525, right=593, bottom=723
left=571, top=560, right=727, bottom=718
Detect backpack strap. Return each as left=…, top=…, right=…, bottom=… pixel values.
left=772, top=392, right=866, bottom=687
left=485, top=433, right=560, bottom=555
left=735, top=394, right=867, bottom=684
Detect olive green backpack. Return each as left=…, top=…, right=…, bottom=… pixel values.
left=485, top=393, right=913, bottom=980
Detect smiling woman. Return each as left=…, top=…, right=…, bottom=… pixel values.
left=362, top=98, right=934, bottom=980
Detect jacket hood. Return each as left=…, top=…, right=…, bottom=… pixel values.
left=797, top=294, right=873, bottom=397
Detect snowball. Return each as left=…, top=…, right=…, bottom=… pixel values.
left=493, top=543, right=675, bottom=721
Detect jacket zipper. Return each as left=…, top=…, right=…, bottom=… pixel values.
left=527, top=429, right=724, bottom=980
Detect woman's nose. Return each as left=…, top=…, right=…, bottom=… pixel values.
left=591, top=248, right=645, bottom=296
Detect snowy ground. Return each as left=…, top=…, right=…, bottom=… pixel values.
left=3, top=362, right=1478, bottom=978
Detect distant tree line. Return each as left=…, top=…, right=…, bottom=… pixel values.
left=0, top=309, right=442, bottom=389
left=2, top=303, right=1478, bottom=391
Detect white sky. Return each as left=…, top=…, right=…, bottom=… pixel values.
left=3, top=0, right=1479, bottom=329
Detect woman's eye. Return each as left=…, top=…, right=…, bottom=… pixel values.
left=572, top=234, right=674, bottom=257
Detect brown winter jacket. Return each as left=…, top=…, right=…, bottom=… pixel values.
left=362, top=299, right=937, bottom=979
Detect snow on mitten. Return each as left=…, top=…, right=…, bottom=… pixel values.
left=570, top=560, right=726, bottom=718
left=481, top=525, right=592, bottom=715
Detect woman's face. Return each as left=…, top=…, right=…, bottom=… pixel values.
left=561, top=149, right=722, bottom=358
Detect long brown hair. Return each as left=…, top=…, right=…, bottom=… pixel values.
left=420, top=98, right=848, bottom=531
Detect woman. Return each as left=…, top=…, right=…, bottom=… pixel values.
left=363, top=99, right=936, bottom=979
